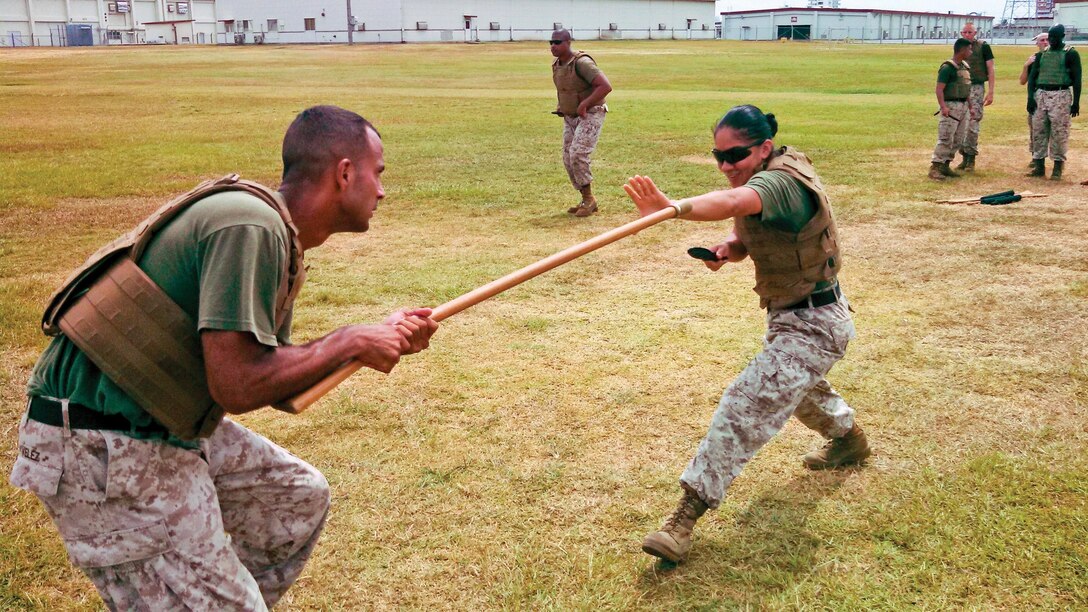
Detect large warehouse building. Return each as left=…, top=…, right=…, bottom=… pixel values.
left=719, top=8, right=994, bottom=42
left=1, top=0, right=716, bottom=46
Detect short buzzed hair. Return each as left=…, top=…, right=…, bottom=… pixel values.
left=954, top=37, right=971, bottom=53
left=552, top=29, right=572, bottom=42
left=281, top=105, right=378, bottom=183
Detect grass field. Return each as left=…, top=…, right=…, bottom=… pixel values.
left=2, top=40, right=1087, bottom=610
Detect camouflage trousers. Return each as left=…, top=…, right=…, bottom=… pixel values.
left=562, top=107, right=606, bottom=190
left=10, top=408, right=330, bottom=611
left=681, top=296, right=857, bottom=509
left=932, top=101, right=969, bottom=164
left=959, top=84, right=988, bottom=156
left=1032, top=88, right=1072, bottom=162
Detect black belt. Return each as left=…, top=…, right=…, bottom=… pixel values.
left=27, top=396, right=166, bottom=434
left=783, top=283, right=843, bottom=310
left=945, top=98, right=967, bottom=102
left=1037, top=85, right=1069, bottom=91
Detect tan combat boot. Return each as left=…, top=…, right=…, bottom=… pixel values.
left=939, top=161, right=962, bottom=178
left=572, top=184, right=598, bottom=217
left=642, top=485, right=708, bottom=563
left=928, top=162, right=946, bottom=181
left=1051, top=160, right=1064, bottom=180
left=803, top=424, right=872, bottom=470
left=1027, top=159, right=1046, bottom=177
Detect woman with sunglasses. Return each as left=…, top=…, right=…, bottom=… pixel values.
left=623, top=104, right=871, bottom=564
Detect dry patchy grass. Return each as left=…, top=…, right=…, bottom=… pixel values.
left=1, top=41, right=1086, bottom=610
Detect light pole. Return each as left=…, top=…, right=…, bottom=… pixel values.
left=346, top=0, right=353, bottom=45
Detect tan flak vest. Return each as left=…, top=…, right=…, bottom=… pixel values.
left=968, top=40, right=990, bottom=84
left=942, top=59, right=972, bottom=101
left=553, top=51, right=597, bottom=116
left=734, top=147, right=841, bottom=310
left=41, top=174, right=305, bottom=440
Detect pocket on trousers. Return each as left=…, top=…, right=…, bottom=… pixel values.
left=100, top=431, right=159, bottom=500
left=9, top=419, right=65, bottom=498
left=64, top=520, right=174, bottom=568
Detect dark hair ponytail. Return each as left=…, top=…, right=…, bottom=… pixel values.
left=714, top=105, right=778, bottom=142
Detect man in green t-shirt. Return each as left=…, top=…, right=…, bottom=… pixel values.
left=551, top=28, right=612, bottom=217
left=955, top=22, right=995, bottom=171
left=931, top=38, right=975, bottom=181
left=10, top=106, right=439, bottom=609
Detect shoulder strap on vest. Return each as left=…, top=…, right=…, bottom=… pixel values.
left=42, top=174, right=304, bottom=335
left=571, top=51, right=594, bottom=83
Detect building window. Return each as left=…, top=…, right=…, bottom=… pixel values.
left=267, top=19, right=278, bottom=32
left=107, top=30, right=121, bottom=41
left=304, top=18, right=316, bottom=31
left=242, top=20, right=251, bottom=32
left=224, top=21, right=234, bottom=33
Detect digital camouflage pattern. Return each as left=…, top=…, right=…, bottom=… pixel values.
left=932, top=101, right=970, bottom=164
left=680, top=297, right=857, bottom=509
left=960, top=84, right=988, bottom=156
left=562, top=108, right=606, bottom=190
left=10, top=414, right=329, bottom=610
left=1032, top=89, right=1073, bottom=161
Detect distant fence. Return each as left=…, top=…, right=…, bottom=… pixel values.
left=5, top=24, right=1072, bottom=48
left=0, top=25, right=718, bottom=47
left=720, top=25, right=1080, bottom=44
left=0, top=25, right=147, bottom=47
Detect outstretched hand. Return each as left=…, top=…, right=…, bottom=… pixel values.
left=623, top=175, right=673, bottom=217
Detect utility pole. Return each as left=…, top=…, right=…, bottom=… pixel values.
left=346, top=0, right=353, bottom=45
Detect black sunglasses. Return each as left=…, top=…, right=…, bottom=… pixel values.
left=549, top=39, right=564, bottom=45
left=712, top=141, right=764, bottom=165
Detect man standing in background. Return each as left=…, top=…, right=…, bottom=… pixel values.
left=930, top=39, right=975, bottom=181
left=1020, top=32, right=1050, bottom=164
left=956, top=22, right=994, bottom=172
left=551, top=29, right=613, bottom=217
left=1027, top=24, right=1082, bottom=180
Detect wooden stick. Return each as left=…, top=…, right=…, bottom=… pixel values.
left=274, top=202, right=693, bottom=414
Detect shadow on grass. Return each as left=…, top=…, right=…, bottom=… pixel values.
left=637, top=466, right=862, bottom=604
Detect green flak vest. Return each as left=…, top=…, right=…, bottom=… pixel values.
left=733, top=147, right=842, bottom=311
left=942, top=60, right=972, bottom=101
left=40, top=174, right=306, bottom=440
left=553, top=51, right=596, bottom=116
left=1037, top=48, right=1074, bottom=87
left=968, top=40, right=990, bottom=84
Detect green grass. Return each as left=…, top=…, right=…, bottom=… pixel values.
left=1, top=40, right=1086, bottom=610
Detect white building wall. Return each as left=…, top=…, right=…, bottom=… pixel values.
left=2, top=0, right=714, bottom=45
left=721, top=9, right=991, bottom=41
left=216, top=0, right=716, bottom=44
left=1055, top=2, right=1088, bottom=29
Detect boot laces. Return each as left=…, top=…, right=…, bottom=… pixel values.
left=662, top=494, right=697, bottom=530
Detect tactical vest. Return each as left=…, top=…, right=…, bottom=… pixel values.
left=553, top=51, right=597, bottom=116
left=968, top=40, right=990, bottom=84
left=1037, top=48, right=1073, bottom=87
left=942, top=60, right=972, bottom=101
left=40, top=174, right=306, bottom=440
left=733, top=147, right=841, bottom=310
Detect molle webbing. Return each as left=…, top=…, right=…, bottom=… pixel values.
left=969, top=41, right=989, bottom=83
left=1037, top=48, right=1073, bottom=87
left=943, top=60, right=972, bottom=100
left=58, top=258, right=223, bottom=440
left=553, top=51, right=595, bottom=116
left=734, top=147, right=841, bottom=310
